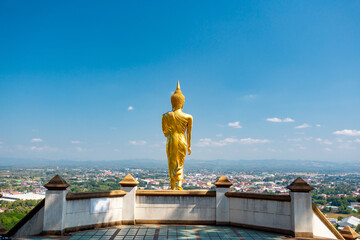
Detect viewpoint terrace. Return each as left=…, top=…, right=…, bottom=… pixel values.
left=1, top=174, right=352, bottom=240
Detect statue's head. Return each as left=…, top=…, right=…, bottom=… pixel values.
left=171, top=81, right=185, bottom=110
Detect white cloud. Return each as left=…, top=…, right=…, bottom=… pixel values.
left=337, top=144, right=354, bottom=150
left=0, top=141, right=3, bottom=145
left=149, top=143, right=163, bottom=148
left=244, top=94, right=257, bottom=100
left=266, top=117, right=295, bottom=123
left=283, top=118, right=295, bottom=122
left=228, top=121, right=242, bottom=129
left=28, top=145, right=59, bottom=152
left=196, top=138, right=213, bottom=147
left=333, top=129, right=360, bottom=136
left=30, top=146, right=44, bottom=151
left=216, top=134, right=223, bottom=137
left=316, top=138, right=332, bottom=145
left=128, top=106, right=134, bottom=111
left=71, top=140, right=83, bottom=144
left=354, top=139, right=360, bottom=143
left=316, top=124, right=321, bottom=127
left=197, top=137, right=238, bottom=147
left=31, top=138, right=43, bottom=142
left=324, top=148, right=332, bottom=151
left=295, top=123, right=310, bottom=129
left=322, top=140, right=332, bottom=145
left=196, top=137, right=270, bottom=147
left=295, top=144, right=307, bottom=150
left=239, top=138, right=270, bottom=144
left=267, top=148, right=281, bottom=153
left=76, top=147, right=86, bottom=152
left=266, top=117, right=282, bottom=123
left=287, top=138, right=302, bottom=142
left=129, top=140, right=147, bottom=145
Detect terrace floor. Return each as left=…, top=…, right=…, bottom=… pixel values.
left=14, top=225, right=313, bottom=240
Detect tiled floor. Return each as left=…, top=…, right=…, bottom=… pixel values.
left=70, top=225, right=287, bottom=240
left=22, top=225, right=291, bottom=240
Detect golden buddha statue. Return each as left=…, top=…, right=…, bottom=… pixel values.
left=162, top=81, right=193, bottom=190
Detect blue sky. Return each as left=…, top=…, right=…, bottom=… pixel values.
left=0, top=1, right=359, bottom=162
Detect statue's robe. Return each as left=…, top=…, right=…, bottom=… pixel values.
left=162, top=111, right=188, bottom=183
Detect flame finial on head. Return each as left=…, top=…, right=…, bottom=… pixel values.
left=171, top=81, right=185, bottom=110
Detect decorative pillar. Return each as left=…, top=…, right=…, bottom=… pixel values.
left=43, top=175, right=69, bottom=235
left=340, top=225, right=360, bottom=240
left=119, top=174, right=138, bottom=225
left=215, top=175, right=232, bottom=225
left=286, top=177, right=314, bottom=238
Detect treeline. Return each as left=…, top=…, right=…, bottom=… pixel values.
left=315, top=184, right=356, bottom=196
left=313, top=194, right=358, bottom=214
left=312, top=183, right=359, bottom=214
left=69, top=178, right=120, bottom=192
left=0, top=199, right=41, bottom=230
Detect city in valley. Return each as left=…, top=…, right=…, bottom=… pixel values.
left=1, top=165, right=359, bottom=232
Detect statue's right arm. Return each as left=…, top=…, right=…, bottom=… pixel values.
left=186, top=115, right=193, bottom=155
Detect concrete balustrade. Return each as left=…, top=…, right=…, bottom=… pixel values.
left=6, top=174, right=343, bottom=240
left=228, top=192, right=292, bottom=234
left=135, top=190, right=216, bottom=224
left=64, top=192, right=125, bottom=231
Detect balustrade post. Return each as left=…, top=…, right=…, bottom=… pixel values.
left=215, top=175, right=232, bottom=225
left=119, top=174, right=138, bottom=225
left=43, top=175, right=69, bottom=235
left=286, top=177, right=314, bottom=238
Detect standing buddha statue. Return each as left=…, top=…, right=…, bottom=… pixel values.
left=162, top=81, right=193, bottom=190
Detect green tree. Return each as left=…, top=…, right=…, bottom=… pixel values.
left=0, top=199, right=41, bottom=230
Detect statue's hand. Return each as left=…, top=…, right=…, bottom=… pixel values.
left=188, top=147, right=191, bottom=155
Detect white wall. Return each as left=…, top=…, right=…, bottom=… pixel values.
left=65, top=197, right=123, bottom=229
left=229, top=198, right=291, bottom=231
left=312, top=210, right=338, bottom=239
left=136, top=195, right=215, bottom=222
left=13, top=206, right=44, bottom=238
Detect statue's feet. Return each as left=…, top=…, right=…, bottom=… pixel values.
left=177, top=186, right=183, bottom=190
left=170, top=181, right=176, bottom=190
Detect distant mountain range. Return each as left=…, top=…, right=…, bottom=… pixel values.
left=0, top=157, right=359, bottom=173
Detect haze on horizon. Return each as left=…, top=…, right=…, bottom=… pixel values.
left=0, top=1, right=359, bottom=162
